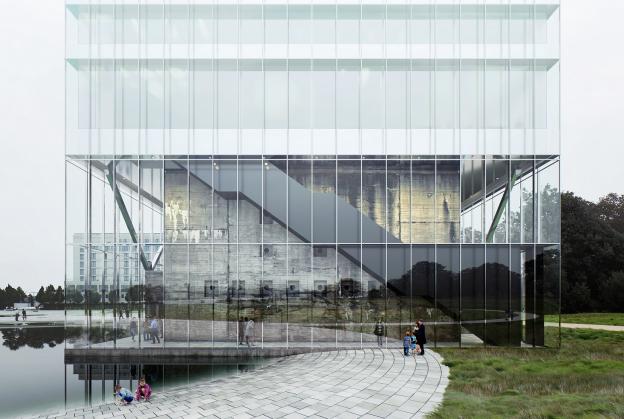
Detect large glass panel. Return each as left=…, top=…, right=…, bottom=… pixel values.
left=411, top=160, right=435, bottom=243
left=436, top=160, right=460, bottom=244
left=436, top=245, right=460, bottom=347
left=163, top=244, right=188, bottom=348
left=289, top=62, right=311, bottom=129
left=188, top=160, right=213, bottom=244
left=485, top=245, right=510, bottom=346
left=261, top=244, right=288, bottom=347
left=336, top=61, right=359, bottom=129
left=387, top=160, right=411, bottom=242
left=263, top=159, right=288, bottom=244
left=240, top=64, right=263, bottom=129
left=387, top=245, right=411, bottom=343
left=189, top=245, right=212, bottom=345
left=287, top=159, right=312, bottom=244
left=238, top=244, right=263, bottom=346
left=311, top=65, right=335, bottom=129
left=461, top=245, right=485, bottom=347
left=238, top=160, right=262, bottom=244
left=212, top=244, right=237, bottom=347
left=265, top=62, right=288, bottom=129
left=541, top=245, right=560, bottom=348
left=484, top=158, right=509, bottom=244
left=287, top=244, right=312, bottom=347
left=361, top=159, right=385, bottom=243
left=538, top=159, right=560, bottom=244
left=66, top=160, right=88, bottom=246
left=213, top=159, right=238, bottom=243
left=336, top=248, right=363, bottom=347
left=360, top=61, right=385, bottom=130
left=164, top=160, right=189, bottom=244
left=362, top=245, right=386, bottom=343
left=311, top=246, right=337, bottom=347
left=312, top=160, right=336, bottom=244
left=337, top=160, right=361, bottom=244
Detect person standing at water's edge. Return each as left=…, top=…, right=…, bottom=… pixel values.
left=22, top=309, right=26, bottom=320
left=238, top=317, right=245, bottom=345
left=416, top=319, right=426, bottom=355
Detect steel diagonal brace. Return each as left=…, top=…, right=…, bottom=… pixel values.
left=486, top=168, right=521, bottom=243
left=106, top=161, right=152, bottom=271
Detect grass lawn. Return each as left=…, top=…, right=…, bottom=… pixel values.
left=432, top=328, right=624, bottom=418
left=544, top=312, right=624, bottom=326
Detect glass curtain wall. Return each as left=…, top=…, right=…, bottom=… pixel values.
left=65, top=1, right=560, bottom=349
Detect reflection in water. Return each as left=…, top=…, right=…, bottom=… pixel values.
left=1, top=327, right=82, bottom=350
left=67, top=360, right=272, bottom=409
left=0, top=327, right=273, bottom=418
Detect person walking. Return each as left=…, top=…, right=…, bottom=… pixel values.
left=129, top=317, right=138, bottom=342
left=22, top=309, right=27, bottom=321
left=150, top=317, right=161, bottom=344
left=245, top=317, right=255, bottom=347
left=14, top=312, right=19, bottom=322
left=238, top=317, right=245, bottom=345
left=374, top=319, right=385, bottom=347
left=415, top=319, right=427, bottom=355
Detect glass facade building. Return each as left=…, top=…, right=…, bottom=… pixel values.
left=65, top=0, right=560, bottom=349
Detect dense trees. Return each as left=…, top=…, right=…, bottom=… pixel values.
left=561, top=192, right=624, bottom=312
left=0, top=285, right=27, bottom=309
left=34, top=285, right=65, bottom=308
left=3, top=192, right=624, bottom=314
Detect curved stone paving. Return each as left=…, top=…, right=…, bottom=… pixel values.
left=33, top=349, right=449, bottom=419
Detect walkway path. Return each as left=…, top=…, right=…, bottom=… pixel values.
left=32, top=349, right=449, bottom=419
left=545, top=322, right=624, bottom=332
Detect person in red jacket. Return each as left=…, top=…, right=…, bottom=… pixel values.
left=135, top=376, right=152, bottom=401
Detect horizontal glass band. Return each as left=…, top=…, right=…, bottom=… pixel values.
left=67, top=4, right=559, bottom=20
left=67, top=58, right=559, bottom=72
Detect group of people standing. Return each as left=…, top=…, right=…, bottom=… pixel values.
left=14, top=309, right=27, bottom=322
left=128, top=317, right=162, bottom=344
left=238, top=317, right=255, bottom=346
left=403, top=320, right=426, bottom=356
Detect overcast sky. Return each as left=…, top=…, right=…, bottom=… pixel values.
left=0, top=0, right=623, bottom=291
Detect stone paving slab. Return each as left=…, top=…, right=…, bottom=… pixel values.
left=30, top=349, right=448, bottom=419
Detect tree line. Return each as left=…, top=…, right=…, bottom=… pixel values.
left=3, top=192, right=624, bottom=314
left=561, top=192, right=624, bottom=312
left=0, top=284, right=65, bottom=309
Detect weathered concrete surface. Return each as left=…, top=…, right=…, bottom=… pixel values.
left=35, top=348, right=449, bottom=419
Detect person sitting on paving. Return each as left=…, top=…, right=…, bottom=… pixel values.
left=134, top=376, right=152, bottom=402
left=114, top=384, right=134, bottom=405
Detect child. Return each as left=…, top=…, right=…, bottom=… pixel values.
left=135, top=376, right=152, bottom=402
left=414, top=343, right=422, bottom=356
left=114, top=384, right=134, bottom=405
left=403, top=331, right=411, bottom=356
left=410, top=331, right=417, bottom=358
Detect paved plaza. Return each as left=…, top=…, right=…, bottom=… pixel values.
left=32, top=348, right=449, bottom=419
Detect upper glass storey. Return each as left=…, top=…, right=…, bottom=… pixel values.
left=66, top=3, right=558, bottom=45
left=66, top=1, right=559, bottom=157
